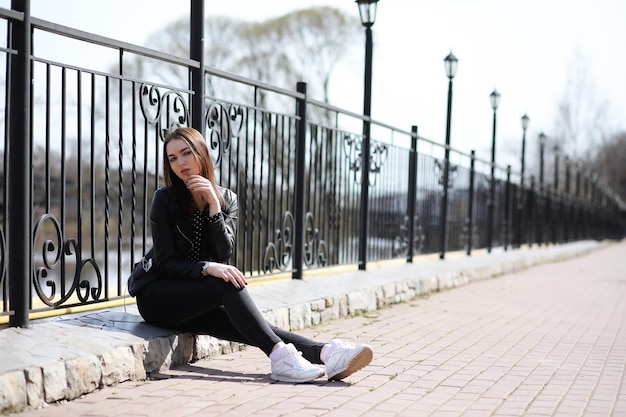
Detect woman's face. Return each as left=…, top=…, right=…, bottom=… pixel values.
left=166, top=138, right=201, bottom=180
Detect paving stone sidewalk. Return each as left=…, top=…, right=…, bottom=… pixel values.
left=6, top=240, right=626, bottom=417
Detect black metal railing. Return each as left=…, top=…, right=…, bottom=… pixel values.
left=1, top=5, right=624, bottom=327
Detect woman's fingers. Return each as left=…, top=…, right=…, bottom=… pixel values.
left=229, top=267, right=247, bottom=288
left=185, top=176, right=211, bottom=191
left=186, top=176, right=220, bottom=209
left=214, top=264, right=247, bottom=288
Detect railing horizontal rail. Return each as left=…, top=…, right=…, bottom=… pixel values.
left=0, top=7, right=23, bottom=21
left=30, top=16, right=200, bottom=69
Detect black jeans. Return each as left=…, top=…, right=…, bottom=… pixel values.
left=136, top=277, right=325, bottom=364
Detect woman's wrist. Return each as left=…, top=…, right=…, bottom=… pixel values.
left=205, top=190, right=221, bottom=212
left=207, top=202, right=221, bottom=217
left=201, top=261, right=210, bottom=276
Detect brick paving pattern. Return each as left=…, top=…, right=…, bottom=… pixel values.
left=9, top=241, right=626, bottom=417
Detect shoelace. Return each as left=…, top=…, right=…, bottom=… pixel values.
left=285, top=350, right=309, bottom=367
left=335, top=340, right=356, bottom=351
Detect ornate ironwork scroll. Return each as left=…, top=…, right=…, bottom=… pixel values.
left=32, top=214, right=103, bottom=307
left=139, top=84, right=189, bottom=138
left=393, top=214, right=425, bottom=257
left=303, top=213, right=327, bottom=268
left=435, top=159, right=458, bottom=189
left=342, top=132, right=388, bottom=186
left=460, top=217, right=479, bottom=250
left=263, top=211, right=294, bottom=273
left=369, top=143, right=388, bottom=184
left=205, top=100, right=245, bottom=166
left=342, top=132, right=363, bottom=183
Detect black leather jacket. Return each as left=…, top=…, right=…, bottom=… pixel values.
left=150, top=185, right=238, bottom=279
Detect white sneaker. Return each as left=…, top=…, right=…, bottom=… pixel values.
left=270, top=343, right=325, bottom=383
left=324, top=339, right=373, bottom=381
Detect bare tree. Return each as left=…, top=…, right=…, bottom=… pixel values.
left=553, top=49, right=610, bottom=161
left=270, top=7, right=361, bottom=102
left=123, top=8, right=360, bottom=108
left=590, top=131, right=626, bottom=202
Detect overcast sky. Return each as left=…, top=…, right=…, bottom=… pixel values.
left=3, top=0, right=624, bottom=171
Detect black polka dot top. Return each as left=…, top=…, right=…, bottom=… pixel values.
left=185, top=208, right=206, bottom=261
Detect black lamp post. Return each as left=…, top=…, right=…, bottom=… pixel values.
left=520, top=114, right=530, bottom=190
left=487, top=89, right=500, bottom=253
left=356, top=0, right=378, bottom=271
left=518, top=114, right=529, bottom=246
left=439, top=51, right=458, bottom=260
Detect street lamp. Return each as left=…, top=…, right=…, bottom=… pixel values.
left=356, top=0, right=378, bottom=26
left=487, top=89, right=500, bottom=253
left=439, top=51, right=458, bottom=260
left=356, top=0, right=379, bottom=271
left=518, top=114, right=529, bottom=247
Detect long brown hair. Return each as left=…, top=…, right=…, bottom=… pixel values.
left=162, top=126, right=224, bottom=208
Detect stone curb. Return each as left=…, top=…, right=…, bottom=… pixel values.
left=0, top=241, right=605, bottom=415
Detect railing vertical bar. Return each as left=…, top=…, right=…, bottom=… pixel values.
left=317, top=127, right=323, bottom=252
left=504, top=165, right=511, bottom=251
left=7, top=0, right=32, bottom=326
left=331, top=128, right=339, bottom=266
left=104, top=77, right=110, bottom=298
left=341, top=131, right=348, bottom=264
left=130, top=80, right=137, bottom=268
left=292, top=82, right=306, bottom=279
left=141, top=108, right=149, bottom=253
left=315, top=127, right=323, bottom=259
left=60, top=67, right=67, bottom=298
left=2, top=21, right=11, bottom=315
left=257, top=108, right=265, bottom=275
left=117, top=51, right=124, bottom=296
left=406, top=126, right=417, bottom=263
left=319, top=129, right=337, bottom=263
left=323, top=127, right=332, bottom=265
left=45, top=64, right=50, bottom=213
left=263, top=113, right=272, bottom=272
left=531, top=176, right=537, bottom=248
left=285, top=115, right=293, bottom=269
left=251, top=88, right=258, bottom=274
left=275, top=115, right=283, bottom=268
left=90, top=74, right=96, bottom=260
left=242, top=106, right=251, bottom=275
left=275, top=115, right=281, bottom=264
left=232, top=109, right=243, bottom=268
left=467, top=150, right=476, bottom=255
left=190, top=0, right=204, bottom=135
left=309, top=126, right=316, bottom=263
left=76, top=70, right=83, bottom=257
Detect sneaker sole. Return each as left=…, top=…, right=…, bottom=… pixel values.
left=328, top=345, right=373, bottom=381
left=270, top=371, right=323, bottom=383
